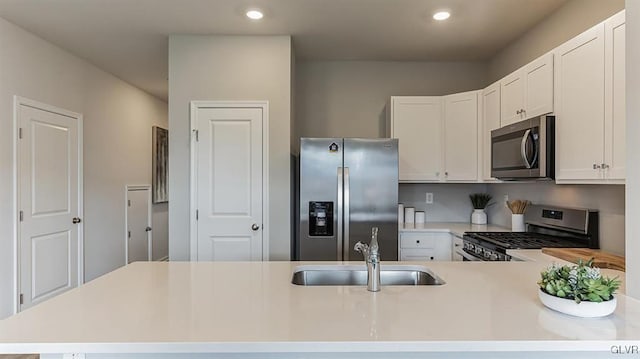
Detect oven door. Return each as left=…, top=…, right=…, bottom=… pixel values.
left=456, top=248, right=483, bottom=261
left=491, top=116, right=552, bottom=179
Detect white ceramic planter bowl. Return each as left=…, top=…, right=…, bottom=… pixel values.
left=539, top=289, right=616, bottom=318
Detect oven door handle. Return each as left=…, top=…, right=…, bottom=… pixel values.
left=457, top=248, right=482, bottom=261
left=520, top=129, right=533, bottom=169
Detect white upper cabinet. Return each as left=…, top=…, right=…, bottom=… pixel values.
left=554, top=23, right=606, bottom=181
left=523, top=53, right=555, bottom=118
left=500, top=71, right=525, bottom=126
left=482, top=81, right=501, bottom=181
left=443, top=91, right=479, bottom=181
left=500, top=53, right=554, bottom=126
left=604, top=11, right=626, bottom=181
left=390, top=97, right=443, bottom=182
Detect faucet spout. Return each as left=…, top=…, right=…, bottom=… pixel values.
left=354, top=226, right=381, bottom=292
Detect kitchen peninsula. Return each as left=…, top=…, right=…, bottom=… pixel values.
left=0, top=261, right=638, bottom=358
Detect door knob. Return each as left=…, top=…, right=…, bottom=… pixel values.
left=72, top=217, right=82, bottom=224
left=251, top=223, right=260, bottom=231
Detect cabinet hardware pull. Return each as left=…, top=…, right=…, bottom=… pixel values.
left=593, top=164, right=601, bottom=169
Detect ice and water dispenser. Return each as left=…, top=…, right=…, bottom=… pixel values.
left=308, top=201, right=333, bottom=236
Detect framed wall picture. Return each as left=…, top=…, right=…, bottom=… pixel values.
left=152, top=126, right=168, bottom=203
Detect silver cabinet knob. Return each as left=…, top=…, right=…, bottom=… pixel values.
left=251, top=223, right=260, bottom=231
left=445, top=172, right=449, bottom=176
left=72, top=217, right=82, bottom=224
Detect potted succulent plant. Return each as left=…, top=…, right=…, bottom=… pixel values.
left=469, top=193, right=493, bottom=225
left=538, top=259, right=621, bottom=317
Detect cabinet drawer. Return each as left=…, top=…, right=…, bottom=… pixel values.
left=400, top=232, right=446, bottom=248
left=400, top=248, right=436, bottom=261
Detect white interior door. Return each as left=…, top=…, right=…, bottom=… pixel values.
left=18, top=101, right=82, bottom=311
left=195, top=107, right=264, bottom=261
left=127, top=187, right=151, bottom=263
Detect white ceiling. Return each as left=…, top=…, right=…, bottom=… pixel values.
left=0, top=0, right=568, bottom=101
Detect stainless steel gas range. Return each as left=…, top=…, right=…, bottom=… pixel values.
left=460, top=205, right=599, bottom=261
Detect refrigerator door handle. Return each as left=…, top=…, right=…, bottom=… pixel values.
left=337, top=167, right=343, bottom=261
left=343, top=167, right=350, bottom=261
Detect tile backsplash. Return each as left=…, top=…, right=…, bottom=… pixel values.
left=399, top=183, right=488, bottom=223
left=487, top=182, right=625, bottom=255
left=399, top=182, right=625, bottom=256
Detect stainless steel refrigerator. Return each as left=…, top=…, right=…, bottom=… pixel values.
left=298, top=138, right=398, bottom=261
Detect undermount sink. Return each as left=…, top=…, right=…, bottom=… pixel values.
left=291, top=264, right=445, bottom=286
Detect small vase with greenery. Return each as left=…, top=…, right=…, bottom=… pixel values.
left=538, top=259, right=621, bottom=317
left=469, top=193, right=492, bottom=225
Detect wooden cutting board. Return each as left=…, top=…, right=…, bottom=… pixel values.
left=541, top=248, right=625, bottom=272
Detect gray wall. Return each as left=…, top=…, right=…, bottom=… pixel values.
left=625, top=0, right=639, bottom=299
left=294, top=61, right=487, bottom=152
left=486, top=183, right=625, bottom=255
left=488, top=0, right=625, bottom=82
left=0, top=17, right=168, bottom=319
left=168, top=35, right=292, bottom=261
left=400, top=184, right=489, bottom=223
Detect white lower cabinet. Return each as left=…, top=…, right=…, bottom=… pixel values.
left=451, top=234, right=464, bottom=261
left=399, top=232, right=452, bottom=261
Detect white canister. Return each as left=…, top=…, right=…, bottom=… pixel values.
left=398, top=204, right=404, bottom=224
left=512, top=214, right=525, bottom=232
left=404, top=207, right=415, bottom=224
left=415, top=211, right=425, bottom=224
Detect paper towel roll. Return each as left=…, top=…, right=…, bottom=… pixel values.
left=415, top=211, right=425, bottom=224
left=398, top=204, right=404, bottom=224
left=404, top=207, right=415, bottom=224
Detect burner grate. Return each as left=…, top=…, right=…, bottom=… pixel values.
left=466, top=232, right=587, bottom=250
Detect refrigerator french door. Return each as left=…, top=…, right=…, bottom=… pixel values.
left=299, top=138, right=398, bottom=261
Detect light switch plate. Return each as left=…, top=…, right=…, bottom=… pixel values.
left=426, top=193, right=434, bottom=204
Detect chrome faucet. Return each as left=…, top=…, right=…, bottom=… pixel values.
left=354, top=227, right=381, bottom=292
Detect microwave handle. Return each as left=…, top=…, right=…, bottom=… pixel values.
left=520, top=129, right=533, bottom=169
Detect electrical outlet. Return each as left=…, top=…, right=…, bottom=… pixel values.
left=426, top=193, right=434, bottom=204
left=504, top=194, right=509, bottom=204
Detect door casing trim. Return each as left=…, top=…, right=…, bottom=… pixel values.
left=189, top=101, right=270, bottom=261
left=13, top=96, right=84, bottom=313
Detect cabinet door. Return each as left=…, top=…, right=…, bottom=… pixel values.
left=554, top=24, right=606, bottom=181
left=443, top=91, right=478, bottom=181
left=391, top=97, right=443, bottom=181
left=434, top=234, right=453, bottom=261
left=451, top=235, right=463, bottom=261
left=524, top=53, right=554, bottom=118
left=500, top=70, right=525, bottom=126
left=604, top=12, right=625, bottom=180
left=482, top=82, right=501, bottom=181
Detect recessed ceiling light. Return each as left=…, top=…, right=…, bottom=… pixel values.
left=433, top=11, right=451, bottom=21
left=246, top=10, right=264, bottom=20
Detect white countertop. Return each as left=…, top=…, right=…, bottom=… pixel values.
left=399, top=222, right=509, bottom=237
left=0, top=261, right=638, bottom=355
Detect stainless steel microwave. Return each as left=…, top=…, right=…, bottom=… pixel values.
left=491, top=115, right=555, bottom=180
